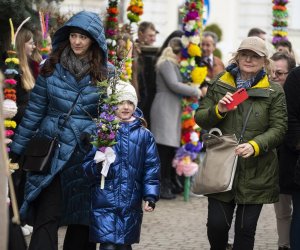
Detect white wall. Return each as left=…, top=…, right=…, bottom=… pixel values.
left=141, top=0, right=179, bottom=46
left=207, top=0, right=300, bottom=63
left=59, top=0, right=178, bottom=46
left=59, top=0, right=106, bottom=17
left=58, top=0, right=300, bottom=61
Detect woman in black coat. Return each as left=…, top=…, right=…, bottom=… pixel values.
left=280, top=66, right=300, bottom=249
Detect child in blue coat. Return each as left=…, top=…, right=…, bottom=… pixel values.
left=83, top=81, right=160, bottom=250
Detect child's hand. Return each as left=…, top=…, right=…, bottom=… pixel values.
left=144, top=201, right=155, bottom=212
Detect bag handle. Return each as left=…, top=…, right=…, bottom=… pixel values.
left=202, top=133, right=223, bottom=142
left=208, top=127, right=222, bottom=136
left=238, top=103, right=253, bottom=143
left=202, top=128, right=224, bottom=146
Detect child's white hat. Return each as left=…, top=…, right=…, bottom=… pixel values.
left=115, top=80, right=138, bottom=108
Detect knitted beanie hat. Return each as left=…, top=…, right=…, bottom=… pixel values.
left=115, top=80, right=138, bottom=108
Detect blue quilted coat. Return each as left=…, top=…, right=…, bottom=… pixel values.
left=82, top=109, right=160, bottom=244
left=10, top=11, right=108, bottom=225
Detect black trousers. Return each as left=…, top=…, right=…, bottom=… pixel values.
left=156, top=144, right=176, bottom=181
left=12, top=168, right=26, bottom=214
left=100, top=243, right=132, bottom=250
left=28, top=175, right=95, bottom=250
left=207, top=198, right=263, bottom=250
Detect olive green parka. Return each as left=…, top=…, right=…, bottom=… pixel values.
left=194, top=71, right=287, bottom=204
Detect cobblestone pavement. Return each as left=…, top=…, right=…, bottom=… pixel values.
left=26, top=195, right=278, bottom=250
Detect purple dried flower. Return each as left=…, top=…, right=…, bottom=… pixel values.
left=109, top=132, right=116, bottom=140
left=106, top=114, right=115, bottom=122
left=102, top=104, right=109, bottom=110
left=273, top=0, right=288, bottom=4
left=182, top=48, right=189, bottom=58
left=99, top=146, right=106, bottom=152
left=184, top=30, right=196, bottom=37
left=185, top=142, right=202, bottom=153
left=100, top=112, right=107, bottom=119
left=174, top=147, right=189, bottom=159
left=186, top=11, right=199, bottom=21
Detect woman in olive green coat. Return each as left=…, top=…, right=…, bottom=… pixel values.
left=194, top=37, right=287, bottom=250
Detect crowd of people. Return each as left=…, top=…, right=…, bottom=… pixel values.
left=1, top=9, right=300, bottom=250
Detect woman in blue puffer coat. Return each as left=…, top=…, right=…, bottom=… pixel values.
left=83, top=81, right=160, bottom=250
left=10, top=11, right=110, bottom=250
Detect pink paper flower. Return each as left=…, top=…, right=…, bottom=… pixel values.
left=4, top=78, right=17, bottom=85
left=5, top=129, right=14, bottom=137
left=174, top=156, right=198, bottom=177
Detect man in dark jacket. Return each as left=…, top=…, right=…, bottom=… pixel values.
left=281, top=66, right=300, bottom=249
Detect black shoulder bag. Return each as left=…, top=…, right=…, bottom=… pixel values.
left=22, top=91, right=82, bottom=174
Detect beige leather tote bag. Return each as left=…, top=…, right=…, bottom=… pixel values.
left=192, top=129, right=238, bottom=195
left=192, top=104, right=253, bottom=195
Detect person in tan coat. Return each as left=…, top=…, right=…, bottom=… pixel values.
left=202, top=31, right=225, bottom=80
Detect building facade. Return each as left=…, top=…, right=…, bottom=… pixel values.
left=59, top=0, right=300, bottom=62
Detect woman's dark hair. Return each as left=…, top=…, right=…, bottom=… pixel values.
left=156, top=30, right=184, bottom=59
left=41, top=39, right=107, bottom=83
left=275, top=40, right=292, bottom=52
left=88, top=42, right=108, bottom=82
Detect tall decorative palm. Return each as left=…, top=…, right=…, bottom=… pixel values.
left=173, top=0, right=207, bottom=201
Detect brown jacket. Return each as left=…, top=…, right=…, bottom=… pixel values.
left=207, top=56, right=225, bottom=80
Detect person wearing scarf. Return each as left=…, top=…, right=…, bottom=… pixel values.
left=10, top=11, right=110, bottom=250
left=195, top=36, right=287, bottom=250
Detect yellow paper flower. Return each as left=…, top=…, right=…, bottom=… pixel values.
left=4, top=120, right=17, bottom=128
left=187, top=43, right=201, bottom=57
left=125, top=61, right=132, bottom=67
left=272, top=30, right=288, bottom=37
left=5, top=58, right=19, bottom=65
left=129, top=0, right=143, bottom=7
left=126, top=68, right=132, bottom=76
left=12, top=58, right=19, bottom=64
left=191, top=66, right=207, bottom=84
left=183, top=155, right=192, bottom=164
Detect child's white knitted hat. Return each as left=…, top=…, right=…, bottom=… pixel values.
left=115, top=80, right=138, bottom=108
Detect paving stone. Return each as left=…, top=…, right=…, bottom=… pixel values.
left=26, top=195, right=278, bottom=249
